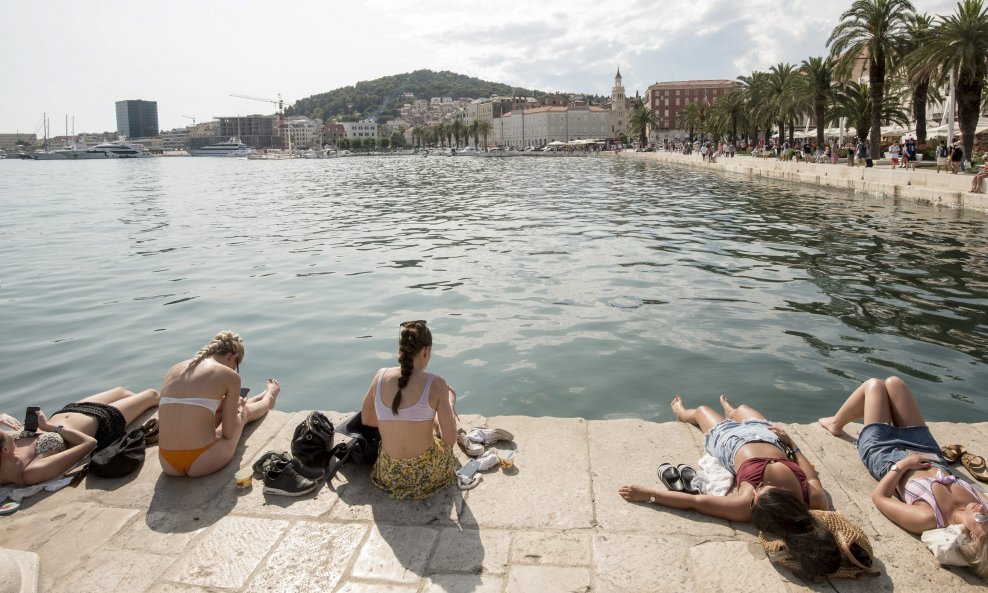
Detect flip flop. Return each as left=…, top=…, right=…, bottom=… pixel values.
left=657, top=463, right=685, bottom=493
left=960, top=452, right=988, bottom=483
left=941, top=444, right=966, bottom=465
left=677, top=464, right=700, bottom=495
left=0, top=501, right=20, bottom=516
left=141, top=417, right=159, bottom=445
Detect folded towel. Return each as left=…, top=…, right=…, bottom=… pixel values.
left=693, top=454, right=733, bottom=496
left=0, top=475, right=73, bottom=502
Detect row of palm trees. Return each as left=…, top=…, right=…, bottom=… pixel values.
left=636, top=0, right=988, bottom=162
left=410, top=118, right=494, bottom=149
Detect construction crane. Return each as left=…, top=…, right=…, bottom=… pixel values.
left=230, top=93, right=287, bottom=148
left=181, top=115, right=196, bottom=125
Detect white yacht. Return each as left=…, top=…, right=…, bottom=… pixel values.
left=90, top=142, right=153, bottom=158
left=32, top=142, right=151, bottom=159
left=190, top=138, right=253, bottom=157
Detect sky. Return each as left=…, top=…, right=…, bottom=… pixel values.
left=0, top=0, right=959, bottom=135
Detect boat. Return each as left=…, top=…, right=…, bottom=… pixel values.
left=190, top=138, right=253, bottom=157
left=90, top=142, right=153, bottom=158
left=301, top=148, right=337, bottom=159
left=32, top=141, right=152, bottom=159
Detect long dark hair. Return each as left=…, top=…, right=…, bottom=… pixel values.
left=751, top=488, right=841, bottom=581
left=393, top=321, right=433, bottom=415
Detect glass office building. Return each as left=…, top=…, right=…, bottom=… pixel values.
left=115, top=100, right=159, bottom=139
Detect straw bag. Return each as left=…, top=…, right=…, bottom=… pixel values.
left=760, top=510, right=880, bottom=579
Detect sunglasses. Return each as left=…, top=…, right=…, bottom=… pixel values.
left=399, top=320, right=427, bottom=328
left=976, top=513, right=988, bottom=524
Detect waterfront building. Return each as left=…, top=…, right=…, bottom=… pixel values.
left=645, top=80, right=740, bottom=143
left=213, top=115, right=278, bottom=149
left=341, top=120, right=379, bottom=138
left=284, top=116, right=322, bottom=149
left=321, top=123, right=345, bottom=146
left=160, top=128, right=190, bottom=151
left=608, top=67, right=629, bottom=140
left=115, top=99, right=159, bottom=139
left=0, top=133, right=37, bottom=150
left=493, top=104, right=609, bottom=148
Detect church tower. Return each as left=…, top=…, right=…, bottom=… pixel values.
left=609, top=66, right=628, bottom=139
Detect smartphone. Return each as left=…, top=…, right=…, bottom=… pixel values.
left=456, top=459, right=481, bottom=480
left=24, top=406, right=40, bottom=433
left=240, top=387, right=250, bottom=398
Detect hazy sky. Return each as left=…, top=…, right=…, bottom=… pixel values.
left=1, top=0, right=958, bottom=135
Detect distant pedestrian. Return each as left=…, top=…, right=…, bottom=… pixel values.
left=856, top=139, right=868, bottom=166
left=729, top=143, right=735, bottom=158
left=970, top=153, right=988, bottom=193
left=904, top=137, right=917, bottom=171
left=831, top=143, right=839, bottom=165
left=950, top=143, right=964, bottom=174
left=936, top=141, right=949, bottom=173
left=888, top=143, right=900, bottom=169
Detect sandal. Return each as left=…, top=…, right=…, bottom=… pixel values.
left=677, top=464, right=700, bottom=495
left=960, top=451, right=988, bottom=483
left=941, top=444, right=966, bottom=465
left=141, top=417, right=159, bottom=445
left=657, top=463, right=685, bottom=493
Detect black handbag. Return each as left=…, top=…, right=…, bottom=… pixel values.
left=326, top=412, right=381, bottom=481
left=90, top=427, right=147, bottom=478
left=290, top=411, right=336, bottom=468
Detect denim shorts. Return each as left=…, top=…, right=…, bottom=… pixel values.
left=704, top=418, right=782, bottom=474
left=857, top=423, right=947, bottom=480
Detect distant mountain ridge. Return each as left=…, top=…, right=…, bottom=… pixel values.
left=286, top=69, right=550, bottom=124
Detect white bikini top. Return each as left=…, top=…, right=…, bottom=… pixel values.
left=374, top=368, right=437, bottom=422
left=159, top=396, right=221, bottom=413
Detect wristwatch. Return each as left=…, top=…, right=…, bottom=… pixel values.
left=649, top=495, right=656, bottom=504
left=53, top=425, right=63, bottom=433
left=890, top=463, right=900, bottom=473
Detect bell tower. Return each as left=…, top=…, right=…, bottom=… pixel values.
left=610, top=65, right=627, bottom=138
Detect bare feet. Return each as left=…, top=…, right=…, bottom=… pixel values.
left=719, top=394, right=736, bottom=420
left=266, top=378, right=281, bottom=402
left=670, top=396, right=688, bottom=423
left=818, top=416, right=843, bottom=436
left=618, top=484, right=655, bottom=503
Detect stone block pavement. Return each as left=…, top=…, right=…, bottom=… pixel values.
left=1, top=410, right=987, bottom=592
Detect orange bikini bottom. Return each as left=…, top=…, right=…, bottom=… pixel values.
left=159, top=439, right=218, bottom=475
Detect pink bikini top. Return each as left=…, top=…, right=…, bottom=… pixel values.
left=373, top=368, right=437, bottom=422
left=904, top=468, right=988, bottom=528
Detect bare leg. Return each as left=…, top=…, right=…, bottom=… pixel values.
left=672, top=395, right=724, bottom=434
left=883, top=376, right=926, bottom=427
left=719, top=395, right=766, bottom=422
left=108, top=389, right=160, bottom=425
left=819, top=378, right=892, bottom=436
left=77, top=387, right=135, bottom=405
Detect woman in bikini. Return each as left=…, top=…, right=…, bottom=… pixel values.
left=157, top=331, right=279, bottom=477
left=619, top=395, right=842, bottom=578
left=360, top=320, right=459, bottom=500
left=820, top=376, right=987, bottom=580
left=0, top=387, right=159, bottom=487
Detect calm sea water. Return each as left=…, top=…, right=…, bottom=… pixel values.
left=1, top=155, right=986, bottom=423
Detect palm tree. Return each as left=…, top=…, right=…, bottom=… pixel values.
left=900, top=12, right=937, bottom=143
left=679, top=102, right=710, bottom=142
left=477, top=120, right=493, bottom=150
left=905, top=0, right=988, bottom=163
left=468, top=120, right=480, bottom=148
left=828, top=0, right=916, bottom=158
left=831, top=81, right=910, bottom=142
left=628, top=104, right=659, bottom=146
left=737, top=71, right=772, bottom=144
left=451, top=118, right=464, bottom=148
left=765, top=63, right=800, bottom=145
left=789, top=57, right=836, bottom=147
left=710, top=90, right=747, bottom=142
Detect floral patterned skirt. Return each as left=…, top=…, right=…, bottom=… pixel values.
left=371, top=436, right=456, bottom=500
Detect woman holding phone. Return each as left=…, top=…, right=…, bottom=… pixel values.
left=157, top=331, right=279, bottom=477
left=0, top=387, right=159, bottom=487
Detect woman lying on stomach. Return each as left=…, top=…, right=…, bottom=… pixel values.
left=820, top=376, right=987, bottom=580
left=0, top=387, right=159, bottom=486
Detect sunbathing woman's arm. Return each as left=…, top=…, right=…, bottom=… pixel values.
left=21, top=416, right=96, bottom=485
left=627, top=486, right=752, bottom=522
left=220, top=373, right=244, bottom=440
left=871, top=454, right=936, bottom=534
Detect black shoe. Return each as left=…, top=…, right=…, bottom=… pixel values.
left=291, top=457, right=326, bottom=481
left=263, top=460, right=318, bottom=496
left=252, top=450, right=291, bottom=478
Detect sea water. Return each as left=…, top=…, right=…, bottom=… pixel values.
left=1, top=155, right=986, bottom=423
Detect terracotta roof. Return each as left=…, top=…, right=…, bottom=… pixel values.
left=646, top=80, right=739, bottom=90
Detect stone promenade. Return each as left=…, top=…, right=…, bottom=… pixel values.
left=621, top=151, right=988, bottom=214
left=2, top=411, right=987, bottom=593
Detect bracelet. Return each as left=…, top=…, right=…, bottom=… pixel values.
left=790, top=447, right=801, bottom=455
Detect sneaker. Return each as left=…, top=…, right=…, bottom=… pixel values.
left=476, top=449, right=500, bottom=471
left=291, top=457, right=325, bottom=481
left=457, top=428, right=484, bottom=457
left=252, top=450, right=291, bottom=478
left=467, top=427, right=514, bottom=446
left=263, top=460, right=318, bottom=496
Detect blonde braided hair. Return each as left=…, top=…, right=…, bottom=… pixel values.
left=185, top=331, right=245, bottom=374
left=392, top=322, right=432, bottom=415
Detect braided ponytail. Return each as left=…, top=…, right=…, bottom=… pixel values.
left=392, top=322, right=433, bottom=415
left=185, top=330, right=245, bottom=374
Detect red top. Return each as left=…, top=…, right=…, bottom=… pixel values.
left=735, top=457, right=810, bottom=504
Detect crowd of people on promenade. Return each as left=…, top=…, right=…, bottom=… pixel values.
left=2, top=325, right=986, bottom=582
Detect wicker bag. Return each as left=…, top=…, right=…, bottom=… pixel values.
left=760, top=510, right=880, bottom=578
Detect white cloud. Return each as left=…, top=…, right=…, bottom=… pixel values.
left=0, top=0, right=962, bottom=133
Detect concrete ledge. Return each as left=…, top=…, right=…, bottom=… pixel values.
left=621, top=152, right=988, bottom=215
left=1, top=412, right=987, bottom=592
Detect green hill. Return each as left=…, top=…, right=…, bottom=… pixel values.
left=286, top=69, right=549, bottom=124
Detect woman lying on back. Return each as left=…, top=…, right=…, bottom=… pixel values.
left=820, top=376, right=986, bottom=580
